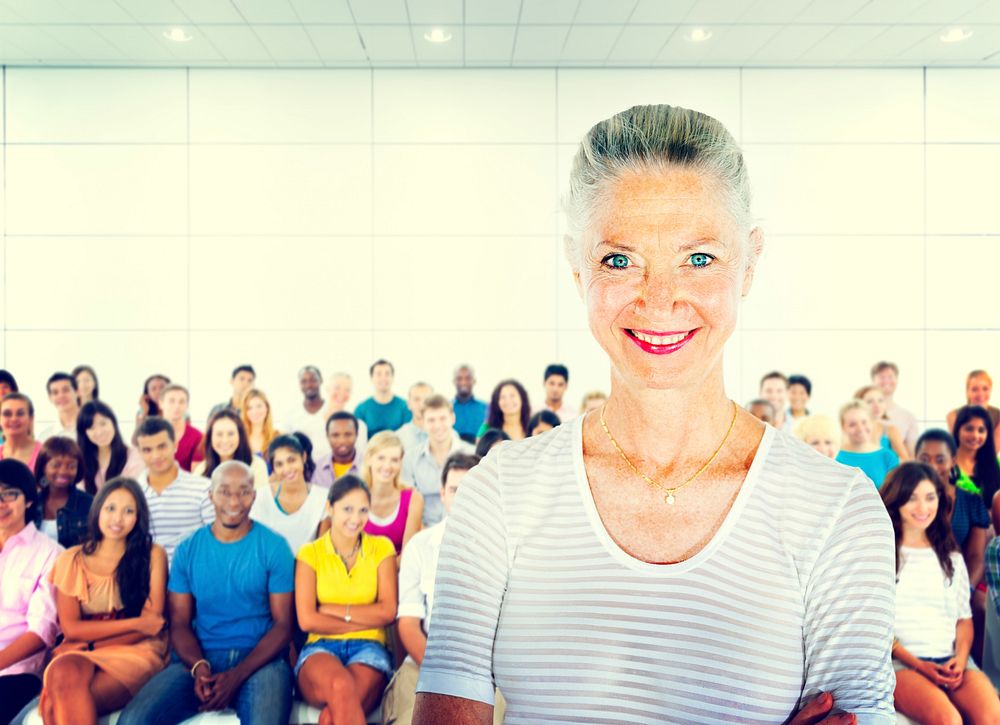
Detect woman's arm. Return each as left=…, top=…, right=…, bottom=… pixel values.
left=964, top=526, right=988, bottom=587
left=295, top=557, right=398, bottom=634
left=401, top=490, right=424, bottom=551
left=887, top=425, right=909, bottom=461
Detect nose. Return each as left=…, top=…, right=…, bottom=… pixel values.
left=637, top=267, right=684, bottom=317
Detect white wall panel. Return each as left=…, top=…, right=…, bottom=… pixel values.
left=190, top=69, right=371, bottom=143
left=927, top=146, right=1000, bottom=235
left=742, top=69, right=923, bottom=143
left=926, top=237, right=1000, bottom=329
left=374, top=69, right=554, bottom=143
left=373, top=145, right=557, bottom=235
left=6, top=68, right=187, bottom=143
left=6, top=145, right=187, bottom=235
left=189, top=145, right=372, bottom=235
left=927, top=69, right=1000, bottom=142
left=746, top=144, right=924, bottom=235
left=926, top=332, right=1000, bottom=424
left=6, top=237, right=188, bottom=330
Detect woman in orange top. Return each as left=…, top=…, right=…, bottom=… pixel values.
left=39, top=477, right=167, bottom=725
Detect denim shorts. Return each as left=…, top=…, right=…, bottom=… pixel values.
left=294, top=638, right=393, bottom=680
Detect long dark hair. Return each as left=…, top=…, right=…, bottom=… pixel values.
left=83, top=477, right=152, bottom=618
left=142, top=374, right=170, bottom=417
left=952, top=404, right=1000, bottom=506
left=77, top=401, right=129, bottom=495
left=880, top=462, right=958, bottom=583
left=203, top=409, right=253, bottom=478
left=71, top=364, right=99, bottom=401
left=486, top=379, right=531, bottom=433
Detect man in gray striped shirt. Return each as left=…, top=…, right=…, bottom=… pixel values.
left=135, top=417, right=213, bottom=562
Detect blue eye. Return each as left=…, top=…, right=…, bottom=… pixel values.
left=603, top=253, right=631, bottom=269
left=689, top=253, right=714, bottom=268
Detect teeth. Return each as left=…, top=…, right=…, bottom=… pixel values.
left=632, top=330, right=688, bottom=345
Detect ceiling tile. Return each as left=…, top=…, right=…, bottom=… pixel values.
left=200, top=24, right=271, bottom=61
left=0, top=24, right=76, bottom=59
left=630, top=0, right=696, bottom=23
left=561, top=25, right=622, bottom=61
left=683, top=0, right=757, bottom=24
left=512, top=25, right=569, bottom=62
left=696, top=24, right=779, bottom=62
left=897, top=24, right=1000, bottom=61
left=849, top=25, right=938, bottom=61
left=114, top=0, right=190, bottom=23
left=288, top=0, right=353, bottom=23
left=152, top=24, right=226, bottom=60
left=44, top=24, right=128, bottom=59
left=798, top=24, right=891, bottom=61
left=957, top=0, right=1000, bottom=22
left=464, top=25, right=515, bottom=62
left=520, top=0, right=579, bottom=25
left=607, top=24, right=672, bottom=62
left=406, top=0, right=462, bottom=24
left=305, top=25, right=368, bottom=61
left=92, top=24, right=177, bottom=60
left=350, top=0, right=408, bottom=24
left=463, top=0, right=520, bottom=24
left=893, top=0, right=983, bottom=24
left=848, top=0, right=926, bottom=24
left=359, top=24, right=415, bottom=60
left=412, top=25, right=462, bottom=62
left=231, top=0, right=300, bottom=23
left=253, top=24, right=322, bottom=61
left=172, top=0, right=245, bottom=23
left=740, top=0, right=813, bottom=24
left=750, top=24, right=832, bottom=61
left=574, top=0, right=638, bottom=24
left=795, top=0, right=871, bottom=23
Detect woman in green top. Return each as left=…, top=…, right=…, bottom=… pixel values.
left=952, top=405, right=1000, bottom=508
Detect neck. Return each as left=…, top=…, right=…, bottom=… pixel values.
left=332, top=449, right=356, bottom=465
left=230, top=394, right=242, bottom=407
left=4, top=433, right=31, bottom=449
left=170, top=418, right=186, bottom=433
left=0, top=520, right=27, bottom=549
left=278, top=476, right=306, bottom=493
left=96, top=537, right=126, bottom=557
left=47, top=486, right=71, bottom=505
left=373, top=391, right=393, bottom=404
left=546, top=398, right=561, bottom=410
left=371, top=478, right=395, bottom=496
left=212, top=518, right=251, bottom=543
left=900, top=525, right=929, bottom=548
left=149, top=464, right=179, bottom=488
left=58, top=409, right=77, bottom=428
left=601, top=369, right=733, bottom=467
left=844, top=439, right=877, bottom=453
left=503, top=412, right=520, bottom=423
left=329, top=528, right=360, bottom=554
left=456, top=392, right=473, bottom=403
left=429, top=436, right=453, bottom=455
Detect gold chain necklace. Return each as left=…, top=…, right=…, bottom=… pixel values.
left=599, top=400, right=739, bottom=506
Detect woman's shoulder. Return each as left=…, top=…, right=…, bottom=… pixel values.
left=362, top=532, right=396, bottom=559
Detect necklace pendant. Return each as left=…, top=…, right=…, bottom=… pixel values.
left=666, top=493, right=675, bottom=505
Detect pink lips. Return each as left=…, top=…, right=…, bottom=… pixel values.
left=624, top=328, right=697, bottom=355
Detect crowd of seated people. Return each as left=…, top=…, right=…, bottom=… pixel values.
left=2, top=358, right=1000, bottom=724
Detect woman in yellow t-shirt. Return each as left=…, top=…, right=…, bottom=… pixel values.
left=295, top=474, right=397, bottom=723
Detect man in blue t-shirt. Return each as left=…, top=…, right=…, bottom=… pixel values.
left=452, top=364, right=487, bottom=444
left=354, top=358, right=411, bottom=436
left=119, top=461, right=295, bottom=725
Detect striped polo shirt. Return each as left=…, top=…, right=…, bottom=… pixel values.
left=417, top=417, right=896, bottom=724
left=137, top=467, right=214, bottom=562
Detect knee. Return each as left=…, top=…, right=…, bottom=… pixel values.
left=325, top=669, right=357, bottom=703
left=45, top=658, right=89, bottom=694
left=923, top=706, right=962, bottom=725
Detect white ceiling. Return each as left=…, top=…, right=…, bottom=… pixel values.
left=0, top=0, right=996, bottom=67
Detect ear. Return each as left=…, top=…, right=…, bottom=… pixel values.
left=741, top=227, right=764, bottom=299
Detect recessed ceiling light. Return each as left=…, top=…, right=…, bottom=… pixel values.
left=163, top=27, right=193, bottom=43
left=685, top=27, right=712, bottom=43
left=939, top=27, right=973, bottom=43
left=423, top=28, right=452, bottom=43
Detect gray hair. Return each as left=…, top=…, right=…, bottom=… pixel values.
left=298, top=365, right=322, bottom=382
left=453, top=363, right=475, bottom=378
left=210, top=460, right=254, bottom=491
left=564, top=104, right=754, bottom=270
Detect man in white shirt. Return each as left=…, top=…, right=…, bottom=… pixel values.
left=872, top=360, right=919, bottom=454
left=282, top=366, right=330, bottom=459
left=396, top=382, right=433, bottom=457
left=760, top=371, right=793, bottom=433
left=401, top=395, right=473, bottom=526
left=539, top=364, right=576, bottom=422
left=134, top=417, right=213, bottom=562
left=382, top=452, right=504, bottom=725
left=38, top=372, right=79, bottom=441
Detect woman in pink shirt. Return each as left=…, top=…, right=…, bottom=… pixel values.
left=0, top=459, right=62, bottom=724
left=0, top=393, right=42, bottom=472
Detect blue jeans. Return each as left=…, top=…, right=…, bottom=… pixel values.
left=118, top=648, right=292, bottom=725
left=295, top=638, right=393, bottom=680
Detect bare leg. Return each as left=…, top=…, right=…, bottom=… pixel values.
left=347, top=663, right=387, bottom=715
left=297, top=653, right=366, bottom=725
left=43, top=656, right=98, bottom=725
left=948, top=668, right=1000, bottom=725
left=893, top=669, right=962, bottom=725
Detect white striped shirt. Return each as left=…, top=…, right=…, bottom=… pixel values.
left=417, top=417, right=896, bottom=724
left=137, top=467, right=214, bottom=562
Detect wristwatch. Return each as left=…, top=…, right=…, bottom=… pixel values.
left=344, top=604, right=352, bottom=623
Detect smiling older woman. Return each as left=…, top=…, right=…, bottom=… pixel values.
left=412, top=105, right=896, bottom=724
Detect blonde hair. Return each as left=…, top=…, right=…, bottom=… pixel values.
left=839, top=399, right=871, bottom=425
left=968, top=369, right=992, bottom=387
left=580, top=390, right=608, bottom=411
left=793, top=415, right=840, bottom=451
left=853, top=385, right=888, bottom=421
left=362, top=431, right=404, bottom=490
left=241, top=389, right=279, bottom=454
left=564, top=104, right=754, bottom=270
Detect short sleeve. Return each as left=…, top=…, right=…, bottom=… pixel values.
left=168, top=535, right=194, bottom=594
left=49, top=548, right=89, bottom=602
left=266, top=532, right=295, bottom=594
left=397, top=535, right=427, bottom=620
left=416, top=449, right=510, bottom=706
left=967, top=493, right=991, bottom=529
left=800, top=473, right=896, bottom=724
left=296, top=539, right=319, bottom=570
left=370, top=535, right=396, bottom=567
left=952, top=554, right=972, bottom=620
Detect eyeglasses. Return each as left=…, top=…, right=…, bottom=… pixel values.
left=0, top=489, right=24, bottom=503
